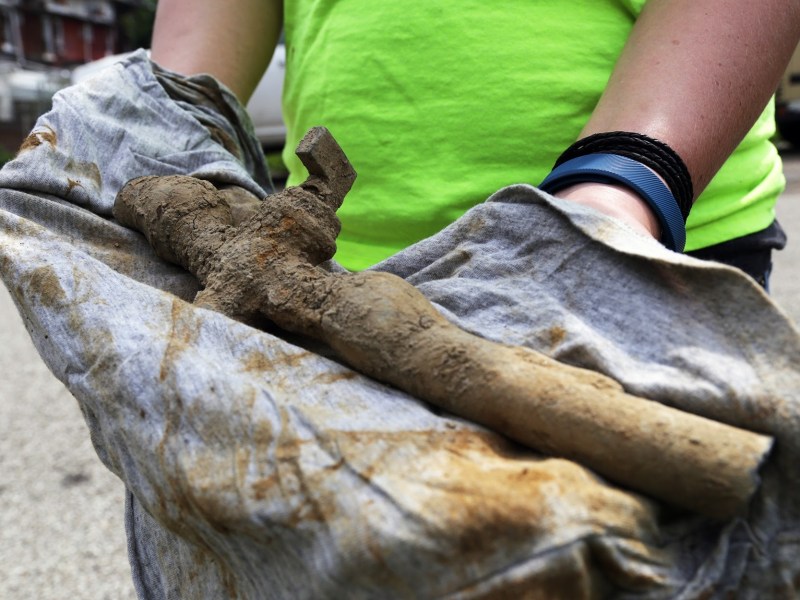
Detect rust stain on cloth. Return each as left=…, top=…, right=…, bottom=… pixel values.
left=159, top=298, right=201, bottom=381
left=313, top=370, right=358, bottom=385
left=242, top=348, right=311, bottom=374
left=21, top=265, right=67, bottom=308
left=65, top=158, right=103, bottom=192
left=236, top=426, right=662, bottom=593
left=17, top=125, right=57, bottom=153
left=242, top=426, right=656, bottom=549
left=548, top=325, right=567, bottom=348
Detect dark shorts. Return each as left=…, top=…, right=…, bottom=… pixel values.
left=686, top=220, right=787, bottom=290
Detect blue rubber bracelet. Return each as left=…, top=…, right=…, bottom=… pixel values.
left=539, top=153, right=686, bottom=252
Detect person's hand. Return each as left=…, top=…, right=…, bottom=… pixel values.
left=554, top=182, right=661, bottom=240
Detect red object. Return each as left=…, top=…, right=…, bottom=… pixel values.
left=60, top=17, right=85, bottom=63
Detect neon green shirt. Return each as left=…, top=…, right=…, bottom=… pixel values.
left=282, top=0, right=785, bottom=271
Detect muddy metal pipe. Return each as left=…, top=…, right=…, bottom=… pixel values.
left=114, top=127, right=773, bottom=519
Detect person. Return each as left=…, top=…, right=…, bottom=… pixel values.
left=150, top=1, right=800, bottom=285
left=5, top=4, right=800, bottom=597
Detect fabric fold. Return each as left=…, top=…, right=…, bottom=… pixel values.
left=1, top=50, right=799, bottom=599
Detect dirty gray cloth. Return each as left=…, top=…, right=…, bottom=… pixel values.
left=1, top=50, right=799, bottom=599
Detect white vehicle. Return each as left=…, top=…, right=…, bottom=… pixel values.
left=71, top=46, right=287, bottom=149
left=246, top=43, right=286, bottom=149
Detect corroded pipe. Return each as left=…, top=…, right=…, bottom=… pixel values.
left=114, top=127, right=773, bottom=518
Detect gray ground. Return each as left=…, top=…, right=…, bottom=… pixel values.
left=773, top=152, right=800, bottom=324
left=1, top=158, right=799, bottom=600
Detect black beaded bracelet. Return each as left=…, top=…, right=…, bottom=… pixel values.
left=553, top=131, right=694, bottom=221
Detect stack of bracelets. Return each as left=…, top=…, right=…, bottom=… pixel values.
left=538, top=131, right=694, bottom=252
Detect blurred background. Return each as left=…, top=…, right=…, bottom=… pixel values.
left=0, top=1, right=156, bottom=160
left=0, top=0, right=291, bottom=176
left=0, top=4, right=798, bottom=599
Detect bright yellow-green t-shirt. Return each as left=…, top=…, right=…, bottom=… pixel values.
left=282, top=0, right=785, bottom=271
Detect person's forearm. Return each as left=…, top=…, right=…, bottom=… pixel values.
left=556, top=0, right=800, bottom=242
left=151, top=0, right=283, bottom=104
left=582, top=0, right=800, bottom=198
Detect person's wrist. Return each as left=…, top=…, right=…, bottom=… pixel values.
left=538, top=152, right=686, bottom=251
left=554, top=181, right=662, bottom=239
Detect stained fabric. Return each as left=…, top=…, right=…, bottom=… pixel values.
left=1, top=51, right=799, bottom=599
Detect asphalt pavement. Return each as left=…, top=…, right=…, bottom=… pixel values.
left=0, top=294, right=134, bottom=598
left=1, top=157, right=799, bottom=599
left=772, top=151, right=800, bottom=324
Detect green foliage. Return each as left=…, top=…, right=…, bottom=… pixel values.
left=0, top=146, right=16, bottom=168
left=118, top=1, right=158, bottom=51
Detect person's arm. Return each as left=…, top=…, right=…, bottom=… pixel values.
left=555, top=0, right=800, bottom=240
left=150, top=0, right=283, bottom=104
